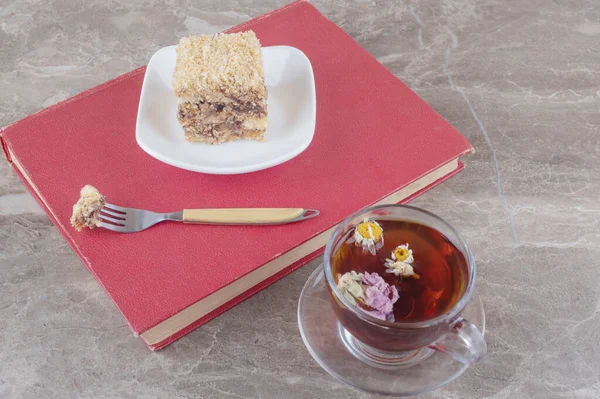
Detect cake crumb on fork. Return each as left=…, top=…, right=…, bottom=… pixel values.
left=70, top=185, right=106, bottom=232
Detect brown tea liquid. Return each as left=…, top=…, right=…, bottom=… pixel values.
left=332, top=220, right=468, bottom=322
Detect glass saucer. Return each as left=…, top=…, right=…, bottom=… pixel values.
left=297, top=264, right=485, bottom=396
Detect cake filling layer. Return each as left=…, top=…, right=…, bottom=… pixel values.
left=178, top=99, right=267, bottom=125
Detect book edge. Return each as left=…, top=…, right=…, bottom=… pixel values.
left=138, top=149, right=473, bottom=328
left=140, top=158, right=463, bottom=347
left=144, top=159, right=466, bottom=350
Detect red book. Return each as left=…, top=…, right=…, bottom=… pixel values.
left=1, top=0, right=472, bottom=350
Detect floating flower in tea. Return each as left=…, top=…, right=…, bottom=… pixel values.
left=337, top=271, right=365, bottom=305
left=385, top=244, right=420, bottom=279
left=392, top=244, right=414, bottom=263
left=336, top=271, right=399, bottom=321
left=346, top=219, right=384, bottom=255
left=361, top=272, right=399, bottom=321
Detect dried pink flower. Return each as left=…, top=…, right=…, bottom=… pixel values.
left=361, top=272, right=399, bottom=321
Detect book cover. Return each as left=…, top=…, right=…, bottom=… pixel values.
left=0, top=0, right=472, bottom=350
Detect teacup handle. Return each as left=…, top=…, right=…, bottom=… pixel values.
left=430, top=317, right=487, bottom=365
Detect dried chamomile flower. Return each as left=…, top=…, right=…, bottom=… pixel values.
left=346, top=219, right=384, bottom=255
left=385, top=244, right=420, bottom=279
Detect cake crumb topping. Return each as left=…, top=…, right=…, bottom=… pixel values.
left=172, top=32, right=266, bottom=102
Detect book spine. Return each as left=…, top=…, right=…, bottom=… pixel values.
left=0, top=135, right=12, bottom=163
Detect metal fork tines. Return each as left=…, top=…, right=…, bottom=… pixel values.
left=99, top=203, right=182, bottom=233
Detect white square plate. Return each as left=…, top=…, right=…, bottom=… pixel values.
left=136, top=45, right=316, bottom=174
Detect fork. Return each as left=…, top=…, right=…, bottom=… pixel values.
left=98, top=203, right=320, bottom=233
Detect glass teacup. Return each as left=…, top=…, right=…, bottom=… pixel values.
left=324, top=205, right=486, bottom=366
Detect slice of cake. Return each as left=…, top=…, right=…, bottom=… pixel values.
left=173, top=32, right=268, bottom=144
left=70, top=185, right=106, bottom=231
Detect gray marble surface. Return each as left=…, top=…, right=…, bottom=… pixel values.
left=1, top=0, right=600, bottom=397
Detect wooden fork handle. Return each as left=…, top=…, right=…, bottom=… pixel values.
left=182, top=208, right=316, bottom=225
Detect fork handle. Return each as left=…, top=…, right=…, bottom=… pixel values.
left=182, top=208, right=317, bottom=225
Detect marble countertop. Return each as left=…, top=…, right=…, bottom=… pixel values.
left=2, top=0, right=599, bottom=398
